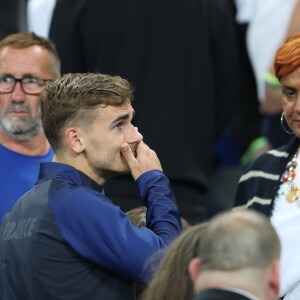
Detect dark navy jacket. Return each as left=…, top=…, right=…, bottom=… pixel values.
left=194, top=288, right=255, bottom=300
left=0, top=162, right=181, bottom=300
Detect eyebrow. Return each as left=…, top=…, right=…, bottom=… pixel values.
left=111, top=110, right=135, bottom=126
left=0, top=72, right=37, bottom=78
left=281, top=84, right=296, bottom=89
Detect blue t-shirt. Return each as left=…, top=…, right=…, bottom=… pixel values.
left=0, top=145, right=54, bottom=222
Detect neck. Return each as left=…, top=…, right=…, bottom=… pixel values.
left=0, top=129, right=50, bottom=156
left=195, top=270, right=266, bottom=300
left=53, top=153, right=106, bottom=186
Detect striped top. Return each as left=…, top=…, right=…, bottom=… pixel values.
left=234, top=136, right=299, bottom=216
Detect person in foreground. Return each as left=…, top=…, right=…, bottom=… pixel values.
left=188, top=210, right=280, bottom=300
left=0, top=73, right=182, bottom=300
left=141, top=222, right=206, bottom=300
left=0, top=32, right=60, bottom=222
left=235, top=32, right=300, bottom=300
left=126, top=206, right=191, bottom=299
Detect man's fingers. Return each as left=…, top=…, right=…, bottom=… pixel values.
left=120, top=143, right=136, bottom=167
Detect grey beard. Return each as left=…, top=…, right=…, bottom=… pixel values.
left=1, top=103, right=42, bottom=142
left=0, top=118, right=42, bottom=142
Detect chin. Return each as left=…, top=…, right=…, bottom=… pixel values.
left=109, top=166, right=131, bottom=178
left=119, top=166, right=131, bottom=175
left=293, top=125, right=300, bottom=136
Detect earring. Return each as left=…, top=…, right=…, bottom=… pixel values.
left=281, top=112, right=294, bottom=135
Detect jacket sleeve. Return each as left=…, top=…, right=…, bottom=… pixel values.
left=49, top=170, right=181, bottom=284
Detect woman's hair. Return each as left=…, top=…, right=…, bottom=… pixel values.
left=141, top=222, right=207, bottom=300
left=274, top=32, right=300, bottom=80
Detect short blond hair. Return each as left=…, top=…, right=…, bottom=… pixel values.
left=41, top=72, right=134, bottom=152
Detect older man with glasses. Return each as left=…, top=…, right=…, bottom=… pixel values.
left=0, top=32, right=61, bottom=222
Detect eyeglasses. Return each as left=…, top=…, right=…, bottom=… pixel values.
left=0, top=75, right=52, bottom=95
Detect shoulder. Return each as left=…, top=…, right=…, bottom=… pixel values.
left=243, top=137, right=297, bottom=173
left=234, top=139, right=298, bottom=212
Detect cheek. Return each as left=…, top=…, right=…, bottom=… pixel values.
left=95, top=140, right=121, bottom=159
left=283, top=106, right=294, bottom=127
left=31, top=98, right=41, bottom=113
left=89, top=139, right=102, bottom=152
left=101, top=145, right=122, bottom=167
left=0, top=98, right=10, bottom=115
left=283, top=101, right=293, bottom=113
left=0, top=95, right=9, bottom=106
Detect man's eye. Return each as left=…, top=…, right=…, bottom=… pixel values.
left=115, top=123, right=123, bottom=130
left=0, top=76, right=13, bottom=83
left=23, top=77, right=38, bottom=84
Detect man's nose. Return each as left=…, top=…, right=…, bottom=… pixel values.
left=11, top=82, right=26, bottom=102
left=127, top=125, right=143, bottom=144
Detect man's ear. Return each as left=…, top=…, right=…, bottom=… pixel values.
left=188, top=257, right=201, bottom=284
left=269, top=260, right=280, bottom=297
left=65, top=127, right=85, bottom=153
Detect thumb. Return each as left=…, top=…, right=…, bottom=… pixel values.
left=120, top=143, right=137, bottom=167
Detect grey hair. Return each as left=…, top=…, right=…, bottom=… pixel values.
left=199, top=210, right=280, bottom=271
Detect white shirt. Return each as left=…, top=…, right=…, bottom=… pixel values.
left=27, top=0, right=57, bottom=37
left=234, top=0, right=256, bottom=24
left=246, top=0, right=297, bottom=101
left=271, top=152, right=300, bottom=298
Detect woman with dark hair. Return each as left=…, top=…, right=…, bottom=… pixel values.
left=235, top=32, right=300, bottom=300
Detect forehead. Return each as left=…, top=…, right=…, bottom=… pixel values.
left=0, top=45, right=52, bottom=77
left=95, top=101, right=134, bottom=121
left=281, top=67, right=300, bottom=86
